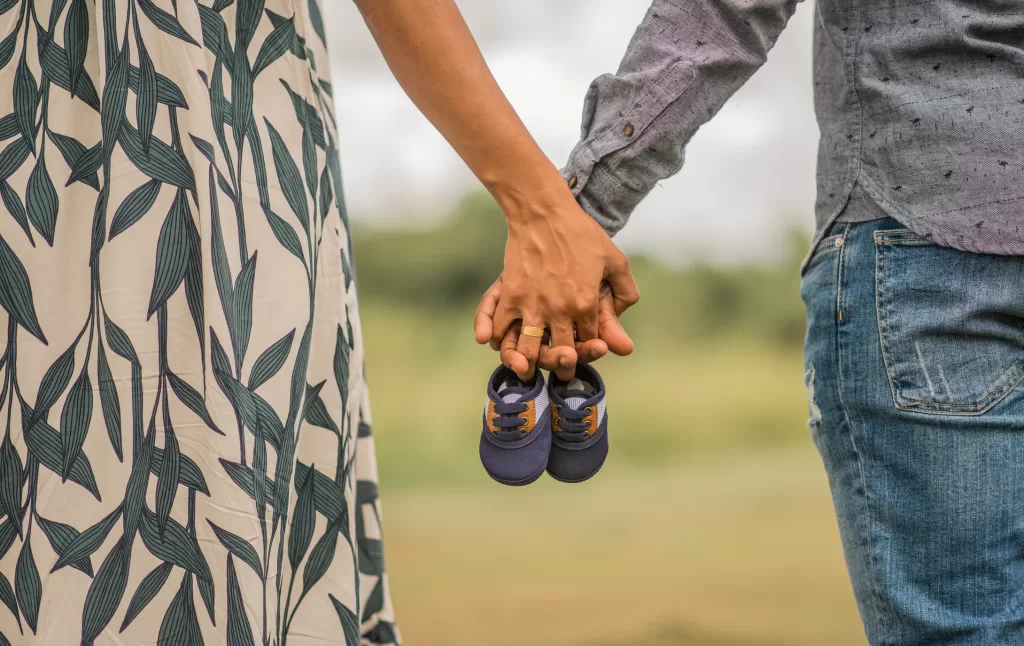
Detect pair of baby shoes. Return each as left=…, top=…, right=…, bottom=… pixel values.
left=479, top=363, right=608, bottom=486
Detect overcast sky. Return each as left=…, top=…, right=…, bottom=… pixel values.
left=322, top=1, right=819, bottom=264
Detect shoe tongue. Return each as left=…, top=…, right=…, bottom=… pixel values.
left=561, top=390, right=591, bottom=410
left=565, top=378, right=587, bottom=391
left=557, top=377, right=595, bottom=410
left=497, top=379, right=530, bottom=404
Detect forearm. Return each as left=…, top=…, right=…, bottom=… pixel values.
left=566, top=0, right=802, bottom=235
left=352, top=0, right=565, bottom=220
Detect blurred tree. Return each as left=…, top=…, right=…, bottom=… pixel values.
left=353, top=192, right=506, bottom=306
left=353, top=191, right=809, bottom=348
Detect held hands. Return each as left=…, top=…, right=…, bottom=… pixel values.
left=473, top=188, right=639, bottom=381
left=351, top=0, right=639, bottom=379
left=475, top=279, right=637, bottom=379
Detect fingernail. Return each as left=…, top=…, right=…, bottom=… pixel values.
left=558, top=357, right=571, bottom=368
left=591, top=350, right=601, bottom=360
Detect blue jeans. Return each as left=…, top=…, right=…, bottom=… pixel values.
left=803, top=216, right=1024, bottom=645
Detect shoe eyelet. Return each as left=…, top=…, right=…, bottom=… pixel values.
left=584, top=421, right=592, bottom=430
left=518, top=417, right=529, bottom=427
left=584, top=407, right=593, bottom=415
left=554, top=404, right=562, bottom=412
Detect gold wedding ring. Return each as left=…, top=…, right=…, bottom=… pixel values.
left=520, top=325, right=546, bottom=338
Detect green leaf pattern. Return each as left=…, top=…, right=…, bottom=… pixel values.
left=0, top=0, right=397, bottom=643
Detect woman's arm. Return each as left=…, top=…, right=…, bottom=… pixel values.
left=351, top=0, right=638, bottom=379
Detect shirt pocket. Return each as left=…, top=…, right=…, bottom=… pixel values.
left=874, top=229, right=1024, bottom=415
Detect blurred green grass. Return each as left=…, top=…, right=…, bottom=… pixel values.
left=381, top=448, right=863, bottom=646
left=352, top=193, right=866, bottom=645
left=362, top=303, right=809, bottom=489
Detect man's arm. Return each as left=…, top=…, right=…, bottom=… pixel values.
left=474, top=0, right=800, bottom=376
left=564, top=0, right=803, bottom=235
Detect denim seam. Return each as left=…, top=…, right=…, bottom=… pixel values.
left=874, top=235, right=1024, bottom=415
left=874, top=231, right=928, bottom=244
left=804, top=236, right=844, bottom=275
left=875, top=237, right=902, bottom=413
left=893, top=366, right=1024, bottom=412
left=804, top=235, right=845, bottom=276
left=817, top=234, right=845, bottom=254
left=836, top=225, right=850, bottom=323
left=836, top=224, right=897, bottom=638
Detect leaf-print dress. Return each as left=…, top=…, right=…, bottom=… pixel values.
left=0, top=0, right=400, bottom=643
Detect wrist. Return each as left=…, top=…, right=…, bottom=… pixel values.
left=487, top=166, right=578, bottom=228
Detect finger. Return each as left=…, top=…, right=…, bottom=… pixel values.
left=490, top=301, right=517, bottom=345
left=598, top=284, right=634, bottom=356
left=575, top=338, right=609, bottom=363
left=574, top=306, right=599, bottom=343
left=605, top=252, right=640, bottom=315
left=501, top=348, right=530, bottom=378
left=538, top=344, right=578, bottom=374
left=548, top=320, right=577, bottom=381
left=474, top=278, right=503, bottom=344
left=500, top=327, right=531, bottom=377
left=514, top=321, right=544, bottom=380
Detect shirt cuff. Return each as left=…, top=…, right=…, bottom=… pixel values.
left=562, top=148, right=646, bottom=237
left=561, top=59, right=696, bottom=236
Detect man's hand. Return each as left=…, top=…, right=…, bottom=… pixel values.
left=475, top=278, right=637, bottom=381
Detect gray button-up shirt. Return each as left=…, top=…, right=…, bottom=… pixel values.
left=563, top=0, right=1024, bottom=261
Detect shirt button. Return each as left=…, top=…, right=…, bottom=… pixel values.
left=623, top=123, right=635, bottom=137
left=568, top=174, right=578, bottom=189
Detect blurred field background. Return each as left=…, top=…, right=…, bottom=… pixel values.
left=350, top=194, right=866, bottom=645
left=321, top=0, right=867, bottom=641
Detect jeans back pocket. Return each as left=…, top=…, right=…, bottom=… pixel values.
left=875, top=230, right=1024, bottom=415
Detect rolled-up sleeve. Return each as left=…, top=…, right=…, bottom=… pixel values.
left=564, top=0, right=802, bottom=235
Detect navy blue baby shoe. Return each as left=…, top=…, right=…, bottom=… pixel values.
left=479, top=366, right=552, bottom=486
left=546, top=363, right=608, bottom=483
